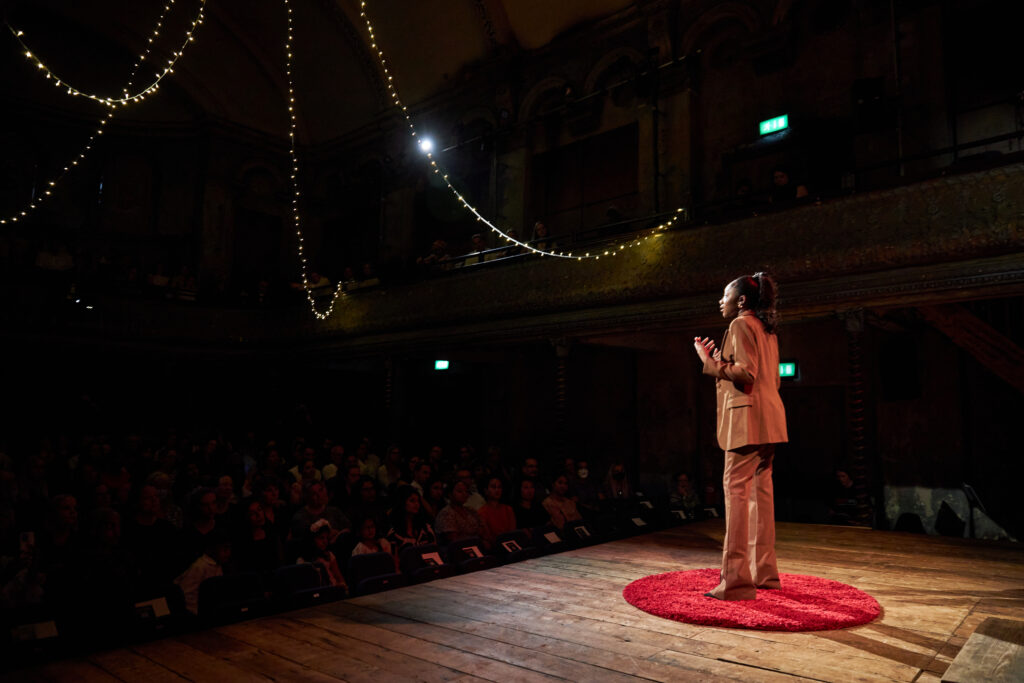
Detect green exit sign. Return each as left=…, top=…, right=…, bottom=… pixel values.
left=779, top=361, right=798, bottom=379
left=434, top=360, right=449, bottom=370
left=759, top=114, right=789, bottom=135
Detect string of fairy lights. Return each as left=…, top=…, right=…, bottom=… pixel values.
left=1, top=0, right=207, bottom=227
left=354, top=0, right=686, bottom=263
left=6, top=0, right=685, bottom=320
left=7, top=0, right=206, bottom=106
left=283, top=0, right=346, bottom=320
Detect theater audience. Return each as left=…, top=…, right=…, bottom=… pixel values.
left=1, top=413, right=687, bottom=651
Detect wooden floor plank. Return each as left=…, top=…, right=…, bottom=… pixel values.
left=255, top=615, right=480, bottom=682
left=296, top=608, right=580, bottom=682
left=87, top=650, right=189, bottom=682
left=4, top=661, right=124, bottom=683
left=130, top=637, right=278, bottom=682
left=7, top=521, right=1022, bottom=683
left=214, top=618, right=396, bottom=683
left=174, top=629, right=348, bottom=683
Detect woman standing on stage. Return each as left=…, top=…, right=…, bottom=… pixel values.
left=693, top=272, right=787, bottom=600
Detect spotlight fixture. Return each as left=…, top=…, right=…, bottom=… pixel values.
left=418, top=137, right=434, bottom=153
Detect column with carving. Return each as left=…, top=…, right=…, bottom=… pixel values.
left=842, top=310, right=875, bottom=526
left=551, top=338, right=572, bottom=463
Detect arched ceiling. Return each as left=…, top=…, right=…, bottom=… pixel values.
left=4, top=0, right=636, bottom=145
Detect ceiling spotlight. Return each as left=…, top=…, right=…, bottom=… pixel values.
left=418, top=137, right=434, bottom=153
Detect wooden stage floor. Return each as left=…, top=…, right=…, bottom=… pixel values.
left=13, top=521, right=1024, bottom=682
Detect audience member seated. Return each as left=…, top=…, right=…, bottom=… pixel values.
left=146, top=471, right=183, bottom=529
left=175, top=530, right=231, bottom=616
left=385, top=485, right=437, bottom=556
left=359, top=263, right=380, bottom=287
left=355, top=437, right=380, bottom=478
left=530, top=221, right=557, bottom=251
left=377, top=445, right=404, bottom=493
left=348, top=476, right=388, bottom=531
left=768, top=166, right=809, bottom=206
left=668, top=472, right=701, bottom=520
left=416, top=239, right=452, bottom=270
left=434, top=480, right=486, bottom=546
left=517, top=457, right=541, bottom=492
left=453, top=467, right=486, bottom=510
left=351, top=515, right=392, bottom=558
left=296, top=519, right=347, bottom=591
left=426, top=446, right=447, bottom=479
left=514, top=479, right=549, bottom=531
left=483, top=445, right=513, bottom=485
left=329, top=463, right=363, bottom=519
left=467, top=233, right=490, bottom=263
left=410, top=461, right=432, bottom=498
left=542, top=475, right=584, bottom=530
left=213, top=475, right=238, bottom=521
left=289, top=481, right=350, bottom=542
left=179, top=488, right=219, bottom=572
left=420, top=478, right=447, bottom=521
left=321, top=445, right=347, bottom=481
left=571, top=459, right=602, bottom=517
left=828, top=469, right=860, bottom=525
left=122, top=484, right=180, bottom=596
left=253, top=478, right=289, bottom=538
left=603, top=462, right=634, bottom=515
left=232, top=499, right=283, bottom=576
left=75, top=507, right=137, bottom=619
left=288, top=448, right=322, bottom=484
left=477, top=477, right=516, bottom=550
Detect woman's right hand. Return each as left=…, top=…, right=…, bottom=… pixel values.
left=693, top=337, right=716, bottom=362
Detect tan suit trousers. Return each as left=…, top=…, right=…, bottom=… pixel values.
left=706, top=443, right=780, bottom=600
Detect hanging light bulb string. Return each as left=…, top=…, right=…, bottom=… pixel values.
left=356, top=0, right=685, bottom=261
left=0, top=0, right=207, bottom=227
left=6, top=0, right=206, bottom=108
left=1, top=0, right=207, bottom=226
left=283, top=0, right=345, bottom=320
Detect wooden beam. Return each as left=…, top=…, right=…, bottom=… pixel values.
left=918, top=304, right=1024, bottom=393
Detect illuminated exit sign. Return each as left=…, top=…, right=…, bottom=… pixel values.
left=759, top=115, right=789, bottom=135
left=779, top=361, right=798, bottom=379
left=434, top=360, right=449, bottom=370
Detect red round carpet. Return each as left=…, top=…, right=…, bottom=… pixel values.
left=623, top=568, right=880, bottom=631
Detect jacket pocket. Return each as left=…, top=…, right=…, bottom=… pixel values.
left=725, top=396, right=753, bottom=409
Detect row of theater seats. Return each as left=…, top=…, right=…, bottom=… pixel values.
left=5, top=501, right=706, bottom=670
